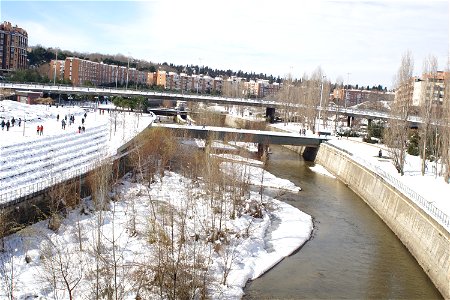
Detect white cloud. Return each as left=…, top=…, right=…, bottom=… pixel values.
left=5, top=0, right=448, bottom=88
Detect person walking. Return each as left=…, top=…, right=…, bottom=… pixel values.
left=18, top=118, right=21, bottom=127
left=1, top=120, right=5, bottom=130
left=39, top=125, right=44, bottom=135
left=5, top=120, right=10, bottom=131
left=37, top=125, right=40, bottom=135
left=57, top=114, right=60, bottom=121
left=11, top=117, right=15, bottom=127
left=61, top=119, right=66, bottom=130
left=78, top=125, right=81, bottom=133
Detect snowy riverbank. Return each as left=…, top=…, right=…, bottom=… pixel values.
left=0, top=100, right=313, bottom=299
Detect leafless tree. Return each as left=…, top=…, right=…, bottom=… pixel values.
left=441, top=67, right=450, bottom=183
left=385, top=51, right=414, bottom=175
left=419, top=55, right=439, bottom=175
left=40, top=238, right=84, bottom=300
left=0, top=248, right=16, bottom=299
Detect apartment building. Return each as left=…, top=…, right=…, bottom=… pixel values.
left=49, top=59, right=65, bottom=82
left=0, top=21, right=28, bottom=71
left=166, top=72, right=180, bottom=90
left=63, top=57, right=147, bottom=87
left=257, top=80, right=280, bottom=98
left=410, top=71, right=447, bottom=106
left=156, top=70, right=167, bottom=87
left=332, top=88, right=394, bottom=107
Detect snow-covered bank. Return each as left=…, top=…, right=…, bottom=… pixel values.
left=0, top=170, right=312, bottom=299
left=309, top=164, right=336, bottom=178
left=221, top=161, right=301, bottom=192
left=267, top=121, right=450, bottom=231
left=0, top=100, right=313, bottom=299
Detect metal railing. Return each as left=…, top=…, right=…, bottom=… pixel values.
left=326, top=142, right=449, bottom=230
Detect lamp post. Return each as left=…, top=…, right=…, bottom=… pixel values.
left=135, top=61, right=139, bottom=91
left=345, top=72, right=351, bottom=108
left=115, top=65, right=118, bottom=89
left=53, top=50, right=58, bottom=86
left=125, top=55, right=130, bottom=90
left=318, top=75, right=326, bottom=132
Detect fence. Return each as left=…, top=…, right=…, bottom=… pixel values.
left=326, top=142, right=449, bottom=230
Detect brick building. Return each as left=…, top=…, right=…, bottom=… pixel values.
left=63, top=57, right=147, bottom=87
left=332, top=88, right=394, bottom=107
left=0, top=21, right=28, bottom=71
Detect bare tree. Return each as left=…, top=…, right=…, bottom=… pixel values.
left=419, top=55, right=439, bottom=175
left=40, top=238, right=84, bottom=300
left=441, top=67, right=450, bottom=183
left=385, top=51, right=414, bottom=175
left=0, top=248, right=16, bottom=299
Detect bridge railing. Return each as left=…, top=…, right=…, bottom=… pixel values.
left=326, top=142, right=449, bottom=230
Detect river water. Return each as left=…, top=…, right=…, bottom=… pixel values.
left=243, top=145, right=442, bottom=299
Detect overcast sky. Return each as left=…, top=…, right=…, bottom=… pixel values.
left=1, top=0, right=448, bottom=88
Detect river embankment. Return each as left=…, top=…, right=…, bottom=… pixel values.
left=315, top=142, right=449, bottom=299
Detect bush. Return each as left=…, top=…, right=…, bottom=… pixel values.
left=407, top=130, right=420, bottom=156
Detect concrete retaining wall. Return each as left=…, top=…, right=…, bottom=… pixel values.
left=315, top=143, right=450, bottom=299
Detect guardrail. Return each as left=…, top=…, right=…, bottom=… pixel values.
left=326, top=142, right=449, bottom=230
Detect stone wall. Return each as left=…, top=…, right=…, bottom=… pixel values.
left=315, top=143, right=450, bottom=299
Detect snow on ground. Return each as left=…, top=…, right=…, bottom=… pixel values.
left=221, top=161, right=302, bottom=192
left=268, top=121, right=450, bottom=230
left=0, top=100, right=155, bottom=155
left=270, top=122, right=315, bottom=136
left=0, top=100, right=155, bottom=204
left=328, top=138, right=450, bottom=225
left=228, top=141, right=259, bottom=153
left=0, top=171, right=309, bottom=299
left=309, top=164, right=336, bottom=178
left=212, top=153, right=264, bottom=166
left=0, top=100, right=313, bottom=299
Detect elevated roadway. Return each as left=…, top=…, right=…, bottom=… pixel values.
left=0, top=82, right=421, bottom=123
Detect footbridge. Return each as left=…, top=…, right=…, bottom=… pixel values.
left=153, top=123, right=328, bottom=158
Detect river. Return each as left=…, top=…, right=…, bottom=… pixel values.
left=243, top=145, right=442, bottom=299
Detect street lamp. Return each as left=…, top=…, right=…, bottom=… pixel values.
left=53, top=50, right=58, bottom=86
left=135, top=61, right=139, bottom=91
left=125, top=55, right=130, bottom=90
left=345, top=72, right=351, bottom=108
left=115, top=65, right=119, bottom=89
left=318, top=75, right=326, bottom=132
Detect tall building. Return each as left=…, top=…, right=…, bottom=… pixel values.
left=62, top=57, right=148, bottom=87
left=0, top=21, right=28, bottom=71
left=49, top=60, right=65, bottom=82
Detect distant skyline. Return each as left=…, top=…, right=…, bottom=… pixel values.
left=1, top=0, right=448, bottom=88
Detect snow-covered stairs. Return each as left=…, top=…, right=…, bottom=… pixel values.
left=0, top=124, right=108, bottom=205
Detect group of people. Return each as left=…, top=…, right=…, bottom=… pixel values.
left=60, top=112, right=88, bottom=132
left=36, top=125, right=44, bottom=135
left=1, top=117, right=22, bottom=131
left=299, top=128, right=307, bottom=135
